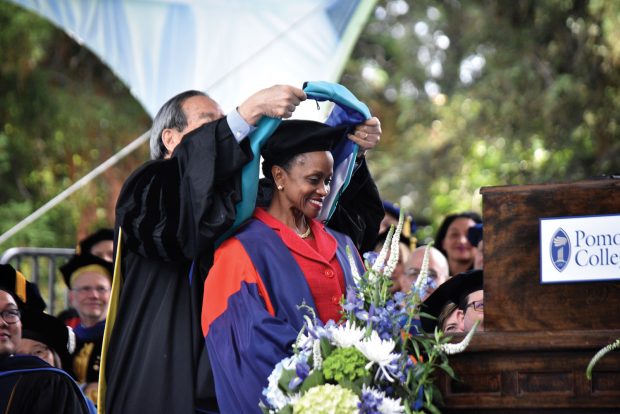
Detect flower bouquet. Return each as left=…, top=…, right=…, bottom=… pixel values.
left=261, top=215, right=477, bottom=414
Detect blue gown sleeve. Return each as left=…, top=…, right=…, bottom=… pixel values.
left=202, top=238, right=299, bottom=413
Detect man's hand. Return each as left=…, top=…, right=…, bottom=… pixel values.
left=348, top=117, right=382, bottom=157
left=238, top=85, right=307, bottom=125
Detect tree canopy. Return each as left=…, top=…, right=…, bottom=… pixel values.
left=0, top=1, right=150, bottom=249
left=1, top=0, right=619, bottom=249
left=342, top=0, right=620, bottom=239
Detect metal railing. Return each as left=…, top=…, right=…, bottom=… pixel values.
left=0, top=247, right=75, bottom=315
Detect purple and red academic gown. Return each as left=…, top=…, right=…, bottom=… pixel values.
left=201, top=209, right=364, bottom=413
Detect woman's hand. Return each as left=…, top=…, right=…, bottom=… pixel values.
left=348, top=117, right=381, bottom=158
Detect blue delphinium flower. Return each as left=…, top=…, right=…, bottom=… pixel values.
left=392, top=291, right=406, bottom=304
left=289, top=358, right=311, bottom=390
left=304, top=315, right=332, bottom=342
left=358, top=387, right=383, bottom=414
left=416, top=276, right=438, bottom=300
left=393, top=354, right=414, bottom=384
left=343, top=288, right=364, bottom=313
left=363, top=251, right=379, bottom=268
left=374, top=305, right=396, bottom=340
left=413, top=387, right=424, bottom=411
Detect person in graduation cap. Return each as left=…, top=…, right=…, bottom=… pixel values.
left=0, top=264, right=95, bottom=414
left=60, top=253, right=113, bottom=404
left=18, top=307, right=75, bottom=370
left=58, top=228, right=115, bottom=329
left=102, top=85, right=382, bottom=414
left=201, top=119, right=368, bottom=413
left=77, top=228, right=114, bottom=263
left=420, top=269, right=483, bottom=334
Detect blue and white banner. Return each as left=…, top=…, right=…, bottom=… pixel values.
left=540, top=214, right=620, bottom=283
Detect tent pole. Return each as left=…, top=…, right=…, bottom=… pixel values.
left=0, top=131, right=150, bottom=245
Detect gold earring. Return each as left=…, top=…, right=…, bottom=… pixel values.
left=277, top=185, right=283, bottom=191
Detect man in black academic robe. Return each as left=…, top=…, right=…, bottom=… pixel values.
left=101, top=85, right=383, bottom=413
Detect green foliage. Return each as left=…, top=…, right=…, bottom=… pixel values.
left=0, top=1, right=151, bottom=251
left=343, top=0, right=620, bottom=234
left=3, top=0, right=620, bottom=249
left=322, top=346, right=368, bottom=383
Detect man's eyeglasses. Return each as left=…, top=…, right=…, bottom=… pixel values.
left=404, top=267, right=439, bottom=280
left=0, top=309, right=21, bottom=324
left=72, top=286, right=110, bottom=295
left=465, top=300, right=484, bottom=312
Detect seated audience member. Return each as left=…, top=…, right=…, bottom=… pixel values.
left=436, top=301, right=464, bottom=334
left=18, top=308, right=75, bottom=370
left=434, top=212, right=482, bottom=275
left=459, top=275, right=484, bottom=332
left=400, top=245, right=449, bottom=299
left=58, top=228, right=114, bottom=328
left=76, top=228, right=114, bottom=263
left=420, top=269, right=483, bottom=333
left=0, top=264, right=94, bottom=413
left=60, top=253, right=113, bottom=404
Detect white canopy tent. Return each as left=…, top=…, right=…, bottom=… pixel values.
left=0, top=0, right=376, bottom=244
left=8, top=0, right=375, bottom=116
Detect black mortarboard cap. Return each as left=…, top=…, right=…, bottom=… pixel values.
left=261, top=120, right=349, bottom=168
left=0, top=264, right=47, bottom=312
left=21, top=309, right=75, bottom=367
left=76, top=228, right=114, bottom=255
left=420, top=269, right=483, bottom=332
left=59, top=253, right=113, bottom=288
left=382, top=200, right=401, bottom=219
left=381, top=200, right=417, bottom=233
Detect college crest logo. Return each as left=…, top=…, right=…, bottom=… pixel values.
left=550, top=228, right=570, bottom=272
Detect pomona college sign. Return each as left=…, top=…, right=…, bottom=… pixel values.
left=540, top=214, right=620, bottom=283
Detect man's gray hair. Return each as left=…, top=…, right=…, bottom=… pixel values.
left=149, top=90, right=207, bottom=160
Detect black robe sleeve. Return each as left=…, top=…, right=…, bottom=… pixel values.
left=325, top=157, right=384, bottom=254
left=115, top=118, right=253, bottom=262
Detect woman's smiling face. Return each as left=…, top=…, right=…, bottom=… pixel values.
left=442, top=217, right=477, bottom=264
left=276, top=151, right=333, bottom=219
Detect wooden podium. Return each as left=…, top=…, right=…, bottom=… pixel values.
left=438, top=178, right=620, bottom=413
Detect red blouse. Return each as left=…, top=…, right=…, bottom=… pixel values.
left=253, top=208, right=346, bottom=323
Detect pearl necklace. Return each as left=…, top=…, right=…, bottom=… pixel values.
left=296, top=225, right=312, bottom=239
left=295, top=217, right=312, bottom=239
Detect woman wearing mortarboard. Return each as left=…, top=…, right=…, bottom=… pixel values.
left=0, top=264, right=95, bottom=413
left=201, top=120, right=371, bottom=413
